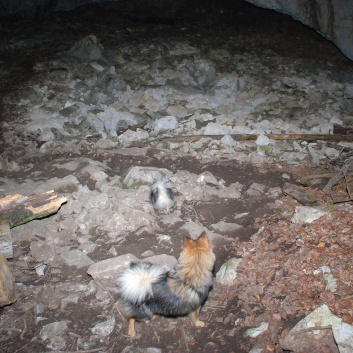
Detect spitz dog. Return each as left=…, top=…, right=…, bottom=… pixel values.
left=149, top=179, right=175, bottom=214
left=117, top=232, right=215, bottom=337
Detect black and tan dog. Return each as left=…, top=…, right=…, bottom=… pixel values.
left=117, top=232, right=216, bottom=337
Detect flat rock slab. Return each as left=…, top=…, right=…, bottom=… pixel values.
left=87, top=254, right=138, bottom=290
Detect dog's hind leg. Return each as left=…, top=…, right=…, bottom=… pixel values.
left=128, top=318, right=136, bottom=337
left=189, top=307, right=206, bottom=327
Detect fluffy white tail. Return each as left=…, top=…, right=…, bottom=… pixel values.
left=117, top=262, right=165, bottom=304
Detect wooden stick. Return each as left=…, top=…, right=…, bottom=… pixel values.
left=0, top=254, right=16, bottom=307
left=0, top=223, right=13, bottom=258
left=155, top=133, right=353, bottom=143
left=323, top=160, right=353, bottom=191
left=0, top=190, right=67, bottom=228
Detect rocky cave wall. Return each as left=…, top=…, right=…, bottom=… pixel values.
left=245, top=0, right=353, bottom=62
left=0, top=0, right=353, bottom=62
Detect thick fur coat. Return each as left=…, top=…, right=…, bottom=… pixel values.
left=117, top=232, right=215, bottom=336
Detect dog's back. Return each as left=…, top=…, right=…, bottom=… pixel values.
left=117, top=232, right=215, bottom=336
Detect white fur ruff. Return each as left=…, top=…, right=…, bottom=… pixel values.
left=117, top=263, right=166, bottom=304
left=150, top=180, right=175, bottom=211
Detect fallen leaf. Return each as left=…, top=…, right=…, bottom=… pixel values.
left=254, top=294, right=261, bottom=302
left=188, top=341, right=198, bottom=346
left=248, top=314, right=255, bottom=324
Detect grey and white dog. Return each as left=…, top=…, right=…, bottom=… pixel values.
left=149, top=179, right=175, bottom=214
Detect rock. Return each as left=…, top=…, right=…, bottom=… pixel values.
left=177, top=221, right=222, bottom=242
left=244, top=322, right=269, bottom=338
left=204, top=122, right=232, bottom=135
left=158, top=210, right=184, bottom=226
left=306, top=144, right=321, bottom=166
left=25, top=110, right=68, bottom=141
left=60, top=249, right=94, bottom=269
left=281, top=304, right=341, bottom=352
left=39, top=320, right=69, bottom=341
left=122, top=166, right=173, bottom=188
left=216, top=258, right=242, bottom=285
left=9, top=87, right=42, bottom=104
left=173, top=170, right=241, bottom=201
left=220, top=134, right=237, bottom=147
left=30, top=240, right=55, bottom=264
left=313, top=266, right=337, bottom=292
left=332, top=322, right=353, bottom=353
left=142, top=254, right=177, bottom=270
left=324, top=147, right=340, bottom=159
left=83, top=192, right=109, bottom=209
left=118, top=129, right=149, bottom=145
left=248, top=152, right=271, bottom=165
left=68, top=35, right=103, bottom=61
left=95, top=289, right=112, bottom=306
left=279, top=151, right=308, bottom=165
left=166, top=104, right=188, bottom=118
left=54, top=158, right=111, bottom=186
left=76, top=200, right=158, bottom=239
left=246, top=182, right=267, bottom=196
left=79, top=241, right=98, bottom=254
left=211, top=221, right=243, bottom=234
left=46, top=336, right=67, bottom=350
left=282, top=182, right=322, bottom=206
left=197, top=171, right=222, bottom=186
left=172, top=170, right=206, bottom=201
left=90, top=317, right=115, bottom=337
left=154, top=116, right=178, bottom=131
left=87, top=254, right=138, bottom=290
left=266, top=186, right=282, bottom=198
left=255, top=134, right=271, bottom=146
left=2, top=161, right=20, bottom=172
left=216, top=183, right=242, bottom=199
left=35, top=175, right=80, bottom=195
left=291, top=206, right=328, bottom=223
left=35, top=264, right=46, bottom=276
left=249, top=348, right=264, bottom=353
left=156, top=234, right=172, bottom=244
left=88, top=106, right=143, bottom=137
left=60, top=294, right=80, bottom=310
left=169, top=42, right=199, bottom=56
left=94, top=138, right=117, bottom=149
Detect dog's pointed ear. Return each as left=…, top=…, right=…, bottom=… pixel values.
left=197, top=231, right=211, bottom=247
left=183, top=235, right=194, bottom=248
left=199, top=231, right=207, bottom=239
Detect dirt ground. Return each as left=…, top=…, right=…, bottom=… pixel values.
left=1, top=147, right=286, bottom=352
left=1, top=1, right=353, bottom=353
left=2, top=147, right=353, bottom=353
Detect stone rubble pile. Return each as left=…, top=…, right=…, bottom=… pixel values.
left=2, top=35, right=353, bottom=168
left=2, top=159, right=276, bottom=351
